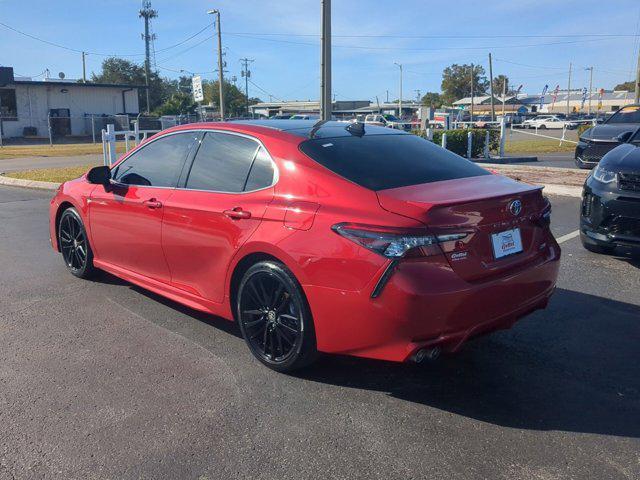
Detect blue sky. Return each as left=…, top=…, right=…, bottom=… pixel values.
left=1, top=0, right=639, bottom=101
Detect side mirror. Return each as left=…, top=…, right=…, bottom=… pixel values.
left=615, top=131, right=633, bottom=143
left=87, top=165, right=112, bottom=187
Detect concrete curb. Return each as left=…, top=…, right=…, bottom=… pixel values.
left=0, top=174, right=60, bottom=190
left=539, top=184, right=582, bottom=198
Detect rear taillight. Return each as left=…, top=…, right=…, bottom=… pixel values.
left=332, top=223, right=466, bottom=258
left=537, top=196, right=552, bottom=227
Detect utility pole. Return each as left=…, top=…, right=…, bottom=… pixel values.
left=207, top=9, right=225, bottom=120
left=586, top=67, right=593, bottom=114
left=394, top=62, right=403, bottom=118
left=566, top=62, right=572, bottom=116
left=488, top=53, right=495, bottom=121
left=635, top=43, right=640, bottom=103
left=320, top=0, right=332, bottom=120
left=240, top=58, right=254, bottom=117
left=470, top=63, right=474, bottom=124
left=386, top=90, right=389, bottom=103
left=139, top=1, right=157, bottom=113
left=81, top=51, right=87, bottom=83
left=414, top=89, right=421, bottom=102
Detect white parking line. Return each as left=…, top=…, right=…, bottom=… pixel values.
left=555, top=230, right=580, bottom=244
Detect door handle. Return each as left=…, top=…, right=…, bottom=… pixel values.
left=143, top=198, right=163, bottom=209
left=223, top=207, right=251, bottom=220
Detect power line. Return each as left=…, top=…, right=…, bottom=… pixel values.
left=0, top=20, right=213, bottom=58
left=224, top=31, right=640, bottom=39
left=225, top=32, right=621, bottom=52
left=247, top=79, right=284, bottom=102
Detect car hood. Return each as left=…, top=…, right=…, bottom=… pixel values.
left=581, top=124, right=639, bottom=142
left=601, top=143, right=640, bottom=172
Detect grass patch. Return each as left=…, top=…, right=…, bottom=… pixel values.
left=0, top=142, right=126, bottom=159
left=504, top=138, right=576, bottom=154
left=3, top=164, right=95, bottom=183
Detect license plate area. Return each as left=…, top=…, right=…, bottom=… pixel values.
left=491, top=228, right=523, bottom=259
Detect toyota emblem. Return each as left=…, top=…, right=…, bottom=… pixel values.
left=509, top=200, right=522, bottom=216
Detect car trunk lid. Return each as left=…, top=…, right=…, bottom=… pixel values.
left=376, top=175, right=549, bottom=281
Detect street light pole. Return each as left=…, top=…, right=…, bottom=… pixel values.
left=566, top=62, right=572, bottom=117
left=208, top=9, right=225, bottom=120
left=586, top=66, right=593, bottom=115
left=394, top=62, right=403, bottom=118
left=320, top=0, right=332, bottom=120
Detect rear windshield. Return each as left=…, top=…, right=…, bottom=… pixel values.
left=299, top=133, right=490, bottom=191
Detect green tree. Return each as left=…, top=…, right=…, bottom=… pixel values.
left=441, top=64, right=489, bottom=105
left=614, top=80, right=635, bottom=91
left=153, top=92, right=197, bottom=116
left=203, top=79, right=259, bottom=117
left=420, top=92, right=442, bottom=108
left=91, top=57, right=173, bottom=112
left=492, top=74, right=512, bottom=96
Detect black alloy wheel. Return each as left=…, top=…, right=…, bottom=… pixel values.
left=58, top=208, right=95, bottom=278
left=237, top=261, right=317, bottom=372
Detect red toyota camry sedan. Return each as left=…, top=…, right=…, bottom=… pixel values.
left=49, top=120, right=560, bottom=372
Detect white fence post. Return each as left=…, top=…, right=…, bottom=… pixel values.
left=499, top=117, right=506, bottom=158
left=467, top=131, right=473, bottom=159
left=559, top=124, right=567, bottom=146
left=91, top=115, right=96, bottom=144
left=101, top=129, right=108, bottom=166
left=441, top=132, right=447, bottom=150
left=484, top=130, right=490, bottom=159
left=133, top=120, right=140, bottom=147
left=426, top=128, right=433, bottom=141
left=106, top=123, right=117, bottom=166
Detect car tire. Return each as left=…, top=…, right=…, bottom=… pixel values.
left=58, top=207, right=96, bottom=279
left=236, top=260, right=318, bottom=372
left=539, top=125, right=547, bottom=130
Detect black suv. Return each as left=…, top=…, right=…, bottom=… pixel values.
left=575, top=105, right=640, bottom=169
left=581, top=126, right=640, bottom=254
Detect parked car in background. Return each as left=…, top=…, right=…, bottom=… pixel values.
left=521, top=115, right=577, bottom=130
left=289, top=114, right=320, bottom=120
left=575, top=105, right=640, bottom=169
left=473, top=115, right=493, bottom=129
left=364, top=113, right=411, bottom=131
left=49, top=120, right=559, bottom=372
left=269, top=114, right=293, bottom=120
left=580, top=126, right=640, bottom=254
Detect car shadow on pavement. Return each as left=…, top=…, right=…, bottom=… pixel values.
left=296, top=287, right=640, bottom=439
left=88, top=272, right=639, bottom=439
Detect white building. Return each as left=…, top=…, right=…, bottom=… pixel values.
left=0, top=67, right=143, bottom=139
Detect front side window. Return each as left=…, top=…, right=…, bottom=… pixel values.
left=112, top=132, right=196, bottom=187
left=185, top=132, right=260, bottom=192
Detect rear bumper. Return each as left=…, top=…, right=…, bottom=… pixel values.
left=305, top=239, right=560, bottom=362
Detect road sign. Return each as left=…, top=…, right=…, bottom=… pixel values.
left=192, top=75, right=204, bottom=102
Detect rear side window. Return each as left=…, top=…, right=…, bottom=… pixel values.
left=244, top=147, right=274, bottom=191
left=112, top=132, right=196, bottom=187
left=299, top=134, right=490, bottom=191
left=186, top=132, right=259, bottom=192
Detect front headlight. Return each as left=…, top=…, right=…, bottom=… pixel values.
left=592, top=164, right=617, bottom=184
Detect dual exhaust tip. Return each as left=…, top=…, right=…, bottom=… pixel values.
left=411, top=346, right=441, bottom=363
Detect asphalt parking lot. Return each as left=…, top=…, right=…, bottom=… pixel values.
left=0, top=185, right=638, bottom=479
